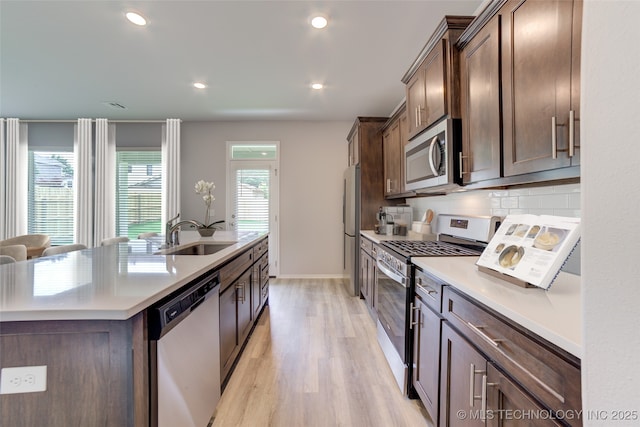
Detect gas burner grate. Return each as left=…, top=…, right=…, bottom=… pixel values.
left=381, top=240, right=482, bottom=257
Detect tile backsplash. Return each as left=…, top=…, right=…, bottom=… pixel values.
left=406, top=183, right=581, bottom=275
left=407, top=183, right=581, bottom=220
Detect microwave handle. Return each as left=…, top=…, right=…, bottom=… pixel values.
left=428, top=135, right=439, bottom=177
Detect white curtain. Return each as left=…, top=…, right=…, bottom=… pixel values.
left=94, top=119, right=116, bottom=245
left=3, top=118, right=28, bottom=238
left=74, top=118, right=93, bottom=247
left=0, top=118, right=5, bottom=240
left=162, top=119, right=181, bottom=226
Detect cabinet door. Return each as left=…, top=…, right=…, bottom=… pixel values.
left=423, top=40, right=447, bottom=128
left=360, top=249, right=369, bottom=301
left=486, top=363, right=564, bottom=426
left=383, top=118, right=402, bottom=197
left=440, top=322, right=486, bottom=427
left=413, top=298, right=442, bottom=424
left=237, top=269, right=253, bottom=345
left=460, top=16, right=502, bottom=183
left=219, top=284, right=238, bottom=379
left=407, top=68, right=426, bottom=138
left=252, top=263, right=261, bottom=319
left=502, top=0, right=575, bottom=176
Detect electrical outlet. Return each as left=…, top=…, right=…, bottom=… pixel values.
left=0, top=366, right=47, bottom=394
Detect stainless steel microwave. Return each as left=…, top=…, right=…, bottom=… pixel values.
left=404, top=118, right=462, bottom=193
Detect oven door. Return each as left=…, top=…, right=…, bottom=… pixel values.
left=375, top=258, right=408, bottom=363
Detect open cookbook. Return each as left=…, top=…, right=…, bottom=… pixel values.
left=476, top=214, right=581, bottom=290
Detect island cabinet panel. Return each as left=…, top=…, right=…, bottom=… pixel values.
left=501, top=0, right=581, bottom=176
left=0, top=315, right=148, bottom=427
left=220, top=237, right=270, bottom=387
left=459, top=15, right=502, bottom=184
left=441, top=287, right=582, bottom=427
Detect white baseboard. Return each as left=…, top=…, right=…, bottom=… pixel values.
left=274, top=274, right=346, bottom=280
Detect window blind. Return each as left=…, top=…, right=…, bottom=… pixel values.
left=116, top=151, right=162, bottom=239
left=235, top=169, right=270, bottom=232
left=28, top=150, right=75, bottom=245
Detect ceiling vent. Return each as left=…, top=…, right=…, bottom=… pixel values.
left=103, top=101, right=127, bottom=110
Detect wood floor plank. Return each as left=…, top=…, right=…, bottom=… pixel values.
left=212, top=278, right=432, bottom=427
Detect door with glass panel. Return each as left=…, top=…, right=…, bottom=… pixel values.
left=227, top=143, right=279, bottom=276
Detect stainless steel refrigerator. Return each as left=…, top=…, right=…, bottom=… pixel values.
left=343, top=165, right=360, bottom=297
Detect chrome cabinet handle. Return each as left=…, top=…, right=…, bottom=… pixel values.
left=468, top=322, right=503, bottom=348
left=469, top=363, right=486, bottom=407
left=569, top=110, right=575, bottom=157
left=417, top=105, right=422, bottom=127
left=416, top=281, right=437, bottom=296
left=236, top=282, right=246, bottom=302
left=459, top=152, right=468, bottom=179
left=386, top=178, right=391, bottom=193
left=409, top=303, right=420, bottom=329
left=551, top=116, right=557, bottom=159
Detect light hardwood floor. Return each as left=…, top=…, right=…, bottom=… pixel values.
left=212, top=278, right=432, bottom=427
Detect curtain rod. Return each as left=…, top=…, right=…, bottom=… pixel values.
left=18, top=119, right=179, bottom=123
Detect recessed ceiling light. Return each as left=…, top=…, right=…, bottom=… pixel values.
left=125, top=12, right=147, bottom=26
left=311, top=16, right=328, bottom=29
left=193, top=82, right=207, bottom=89
left=311, top=83, right=324, bottom=90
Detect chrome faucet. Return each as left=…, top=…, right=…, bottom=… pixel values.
left=167, top=220, right=203, bottom=246
left=165, top=213, right=181, bottom=246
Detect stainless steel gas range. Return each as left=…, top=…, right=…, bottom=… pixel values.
left=374, top=214, right=501, bottom=395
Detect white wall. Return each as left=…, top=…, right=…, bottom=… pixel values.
left=181, top=120, right=352, bottom=277
left=581, top=1, right=640, bottom=423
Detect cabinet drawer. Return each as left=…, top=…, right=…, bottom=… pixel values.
left=360, top=236, right=373, bottom=255
left=414, top=268, right=444, bottom=313
left=220, top=249, right=253, bottom=292
left=253, top=237, right=268, bottom=259
left=442, top=287, right=581, bottom=419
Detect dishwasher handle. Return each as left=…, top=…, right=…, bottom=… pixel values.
left=150, top=271, right=220, bottom=340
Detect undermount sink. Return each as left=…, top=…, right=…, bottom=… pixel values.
left=157, top=242, right=235, bottom=256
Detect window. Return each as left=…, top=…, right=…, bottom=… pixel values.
left=233, top=168, right=270, bottom=233
left=116, top=151, right=162, bottom=239
left=28, top=150, right=75, bottom=245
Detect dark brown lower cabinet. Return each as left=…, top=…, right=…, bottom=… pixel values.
left=412, top=295, right=442, bottom=424
left=220, top=281, right=239, bottom=381
left=440, top=322, right=486, bottom=427
left=440, top=287, right=582, bottom=427
left=236, top=269, right=253, bottom=347
left=441, top=322, right=565, bottom=427
left=486, top=364, right=563, bottom=427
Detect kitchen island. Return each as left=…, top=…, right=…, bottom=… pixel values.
left=0, top=230, right=268, bottom=427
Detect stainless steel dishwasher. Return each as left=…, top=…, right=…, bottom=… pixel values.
left=149, top=271, right=221, bottom=427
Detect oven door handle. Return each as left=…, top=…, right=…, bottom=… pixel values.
left=376, top=259, right=408, bottom=287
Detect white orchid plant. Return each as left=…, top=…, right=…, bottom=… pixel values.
left=194, top=180, right=224, bottom=229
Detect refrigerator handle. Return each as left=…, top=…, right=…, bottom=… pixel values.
left=343, top=179, right=346, bottom=227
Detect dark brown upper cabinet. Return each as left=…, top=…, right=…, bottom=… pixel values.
left=501, top=0, right=582, bottom=176
left=382, top=104, right=407, bottom=198
left=459, top=14, right=502, bottom=184
left=402, top=16, right=474, bottom=140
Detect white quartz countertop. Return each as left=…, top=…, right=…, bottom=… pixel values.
left=412, top=256, right=581, bottom=358
left=0, top=231, right=266, bottom=322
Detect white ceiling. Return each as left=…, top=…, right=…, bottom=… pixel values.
left=0, top=0, right=484, bottom=122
